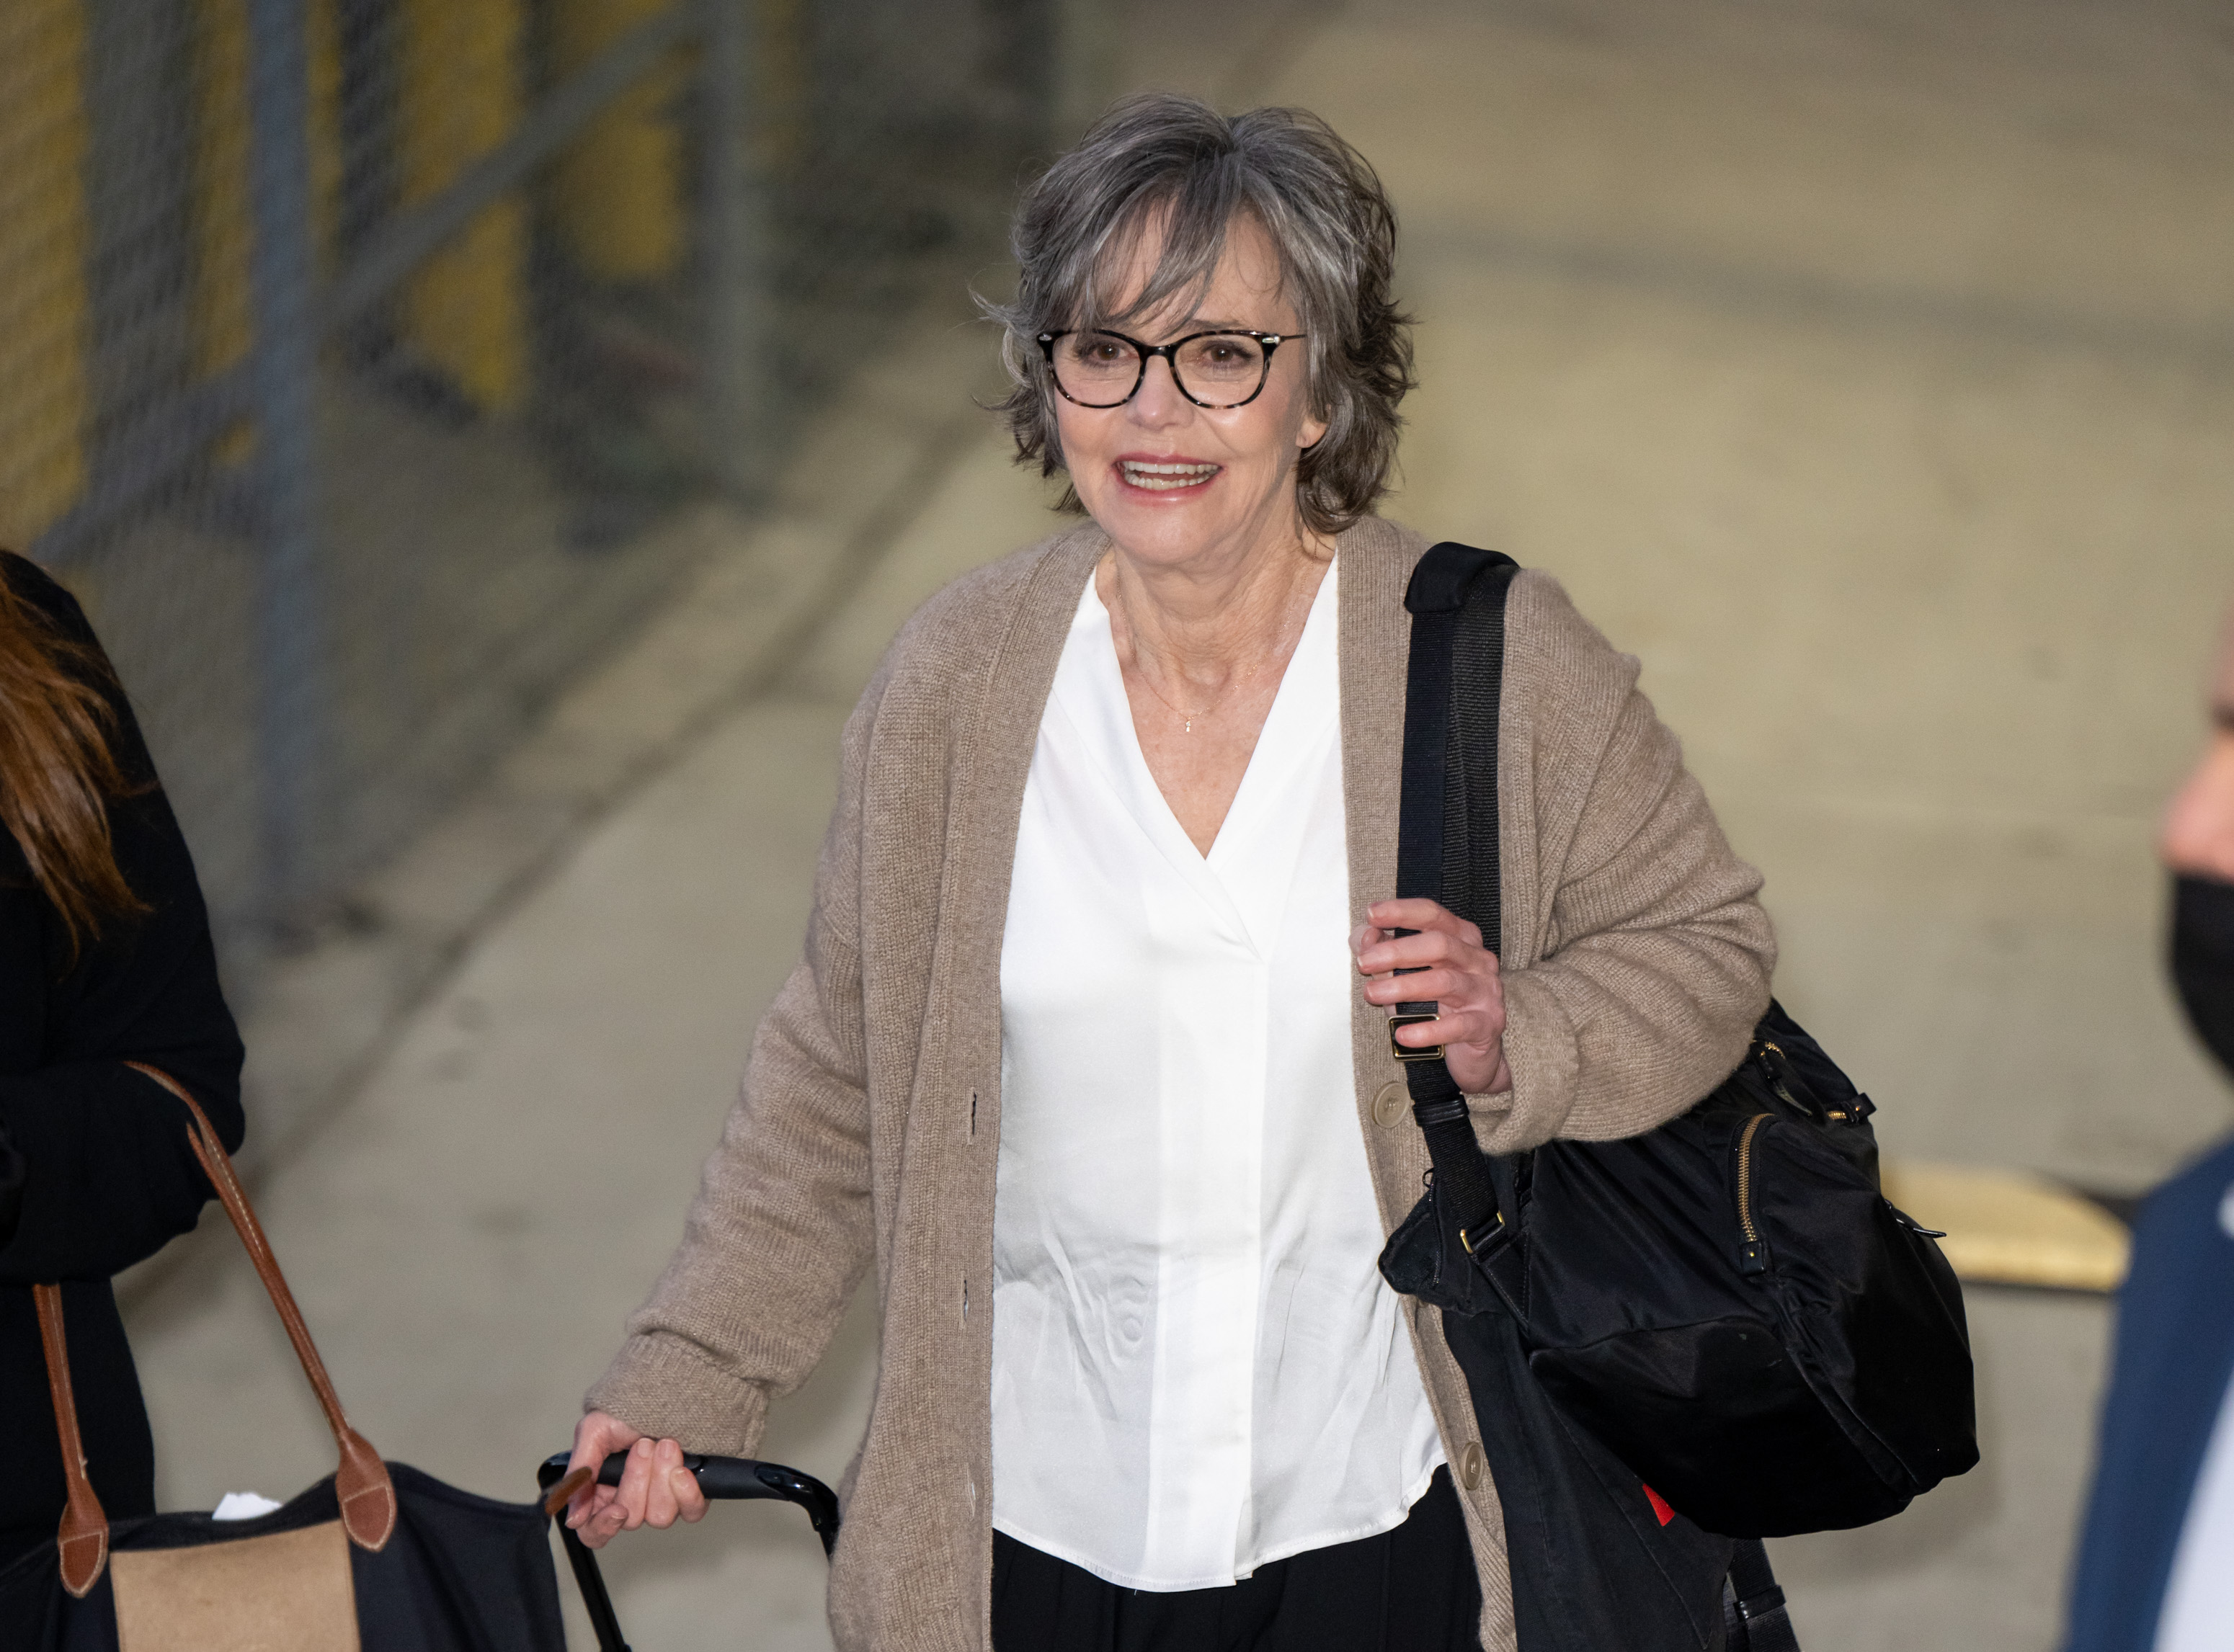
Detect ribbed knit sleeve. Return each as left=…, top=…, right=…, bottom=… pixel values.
left=1466, top=570, right=1774, bottom=1152
left=584, top=663, right=883, bottom=1455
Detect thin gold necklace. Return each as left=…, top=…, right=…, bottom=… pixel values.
left=1135, top=666, right=1217, bottom=733
left=1116, top=550, right=1321, bottom=733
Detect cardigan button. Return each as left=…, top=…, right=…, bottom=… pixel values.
left=1372, top=1081, right=1407, bottom=1128
left=1458, top=1441, right=1485, bottom=1491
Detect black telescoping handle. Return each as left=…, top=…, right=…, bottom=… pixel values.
left=537, top=1451, right=841, bottom=1652
left=538, top=1451, right=840, bottom=1550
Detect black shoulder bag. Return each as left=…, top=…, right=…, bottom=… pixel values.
left=1376, top=544, right=1979, bottom=1652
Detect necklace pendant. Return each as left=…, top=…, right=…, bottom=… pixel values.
left=1183, top=716, right=1193, bottom=733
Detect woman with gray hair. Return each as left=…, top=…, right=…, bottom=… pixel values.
left=563, top=92, right=1774, bottom=1652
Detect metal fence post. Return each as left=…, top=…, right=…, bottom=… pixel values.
left=701, top=0, right=763, bottom=501
left=246, top=0, right=325, bottom=929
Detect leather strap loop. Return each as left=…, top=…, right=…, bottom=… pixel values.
left=127, top=1062, right=397, bottom=1550
left=34, top=1065, right=398, bottom=1563
left=33, top=1285, right=109, bottom=1597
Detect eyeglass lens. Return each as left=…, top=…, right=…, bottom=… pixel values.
left=1051, top=332, right=1272, bottom=408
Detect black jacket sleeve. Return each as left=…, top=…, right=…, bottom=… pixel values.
left=0, top=1124, right=22, bottom=1250
left=0, top=553, right=245, bottom=1285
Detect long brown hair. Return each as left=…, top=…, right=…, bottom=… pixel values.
left=0, top=556, right=147, bottom=955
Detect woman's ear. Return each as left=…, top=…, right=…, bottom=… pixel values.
left=1296, top=377, right=1332, bottom=452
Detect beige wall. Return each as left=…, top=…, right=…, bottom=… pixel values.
left=1231, top=0, right=2234, bottom=1192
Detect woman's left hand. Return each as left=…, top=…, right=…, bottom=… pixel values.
left=1353, top=898, right=1512, bottom=1095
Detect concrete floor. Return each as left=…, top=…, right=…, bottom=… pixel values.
left=123, top=3, right=2233, bottom=1648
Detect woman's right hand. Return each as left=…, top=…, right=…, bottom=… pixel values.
left=2163, top=723, right=2234, bottom=880
left=563, top=1410, right=709, bottom=1549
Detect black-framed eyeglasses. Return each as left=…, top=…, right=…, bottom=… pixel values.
left=1036, top=329, right=1303, bottom=410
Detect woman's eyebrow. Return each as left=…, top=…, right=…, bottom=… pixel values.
left=1128, top=317, right=1261, bottom=336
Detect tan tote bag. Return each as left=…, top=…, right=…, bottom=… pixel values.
left=1, top=1063, right=566, bottom=1652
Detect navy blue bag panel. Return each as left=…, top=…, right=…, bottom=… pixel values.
left=1441, top=1304, right=1737, bottom=1652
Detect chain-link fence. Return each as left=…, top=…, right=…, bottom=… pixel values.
left=0, top=0, right=1087, bottom=982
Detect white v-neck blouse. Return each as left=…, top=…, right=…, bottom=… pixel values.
left=991, top=561, right=1444, bottom=1591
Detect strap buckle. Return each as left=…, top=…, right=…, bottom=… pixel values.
left=1389, top=1012, right=1443, bottom=1063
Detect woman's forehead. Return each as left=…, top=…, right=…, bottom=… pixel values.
left=1092, top=210, right=1294, bottom=331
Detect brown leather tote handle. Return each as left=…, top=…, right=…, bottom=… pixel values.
left=31, top=1063, right=397, bottom=1587
left=121, top=1062, right=396, bottom=1553
left=32, top=1285, right=110, bottom=1597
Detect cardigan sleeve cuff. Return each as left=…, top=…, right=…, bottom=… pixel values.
left=584, top=1332, right=770, bottom=1457
left=1464, top=970, right=1579, bottom=1153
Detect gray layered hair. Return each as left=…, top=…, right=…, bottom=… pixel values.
left=984, top=93, right=1415, bottom=535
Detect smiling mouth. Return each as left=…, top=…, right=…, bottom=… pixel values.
left=1118, top=459, right=1221, bottom=491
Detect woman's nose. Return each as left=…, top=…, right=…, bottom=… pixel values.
left=1127, top=353, right=1190, bottom=425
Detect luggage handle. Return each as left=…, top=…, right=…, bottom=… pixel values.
left=32, top=1063, right=398, bottom=1597
left=536, top=1450, right=840, bottom=1652
left=538, top=1450, right=839, bottom=1545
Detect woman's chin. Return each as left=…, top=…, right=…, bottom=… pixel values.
left=1098, top=514, right=1235, bottom=568
left=1087, top=489, right=1270, bottom=567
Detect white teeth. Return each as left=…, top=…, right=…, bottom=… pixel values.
left=1120, top=460, right=1219, bottom=491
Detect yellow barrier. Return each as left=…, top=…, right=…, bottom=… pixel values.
left=311, top=0, right=342, bottom=269
left=760, top=0, right=805, bottom=174
left=550, top=0, right=687, bottom=283
left=398, top=0, right=528, bottom=414
left=190, top=0, right=344, bottom=463
left=0, top=0, right=91, bottom=546
left=190, top=0, right=253, bottom=390
left=1879, top=1159, right=2132, bottom=1294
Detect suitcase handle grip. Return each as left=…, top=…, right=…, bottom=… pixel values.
left=538, top=1451, right=839, bottom=1551
left=538, top=1450, right=840, bottom=1652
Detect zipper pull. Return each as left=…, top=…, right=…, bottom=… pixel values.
left=1887, top=1201, right=1946, bottom=1238
left=1737, top=1238, right=1770, bottom=1276
left=1755, top=1044, right=1820, bottom=1118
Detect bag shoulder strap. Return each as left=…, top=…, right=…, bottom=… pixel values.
left=1725, top=1537, right=1800, bottom=1651
left=1397, top=542, right=1519, bottom=1250
left=1407, top=553, right=1804, bottom=1651
left=33, top=1065, right=396, bottom=1594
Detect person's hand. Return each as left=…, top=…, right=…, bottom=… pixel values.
left=2163, top=725, right=2234, bottom=882
left=563, top=1411, right=708, bottom=1550
left=1353, top=898, right=1511, bottom=1095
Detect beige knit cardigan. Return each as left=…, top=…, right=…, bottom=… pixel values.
left=587, top=514, right=1776, bottom=1651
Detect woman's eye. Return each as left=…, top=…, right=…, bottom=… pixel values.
left=1190, top=339, right=1260, bottom=370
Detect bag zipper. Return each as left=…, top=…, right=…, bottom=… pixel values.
left=1736, top=1112, right=1773, bottom=1275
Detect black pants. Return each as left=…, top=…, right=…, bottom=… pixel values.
left=992, top=1465, right=1483, bottom=1652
